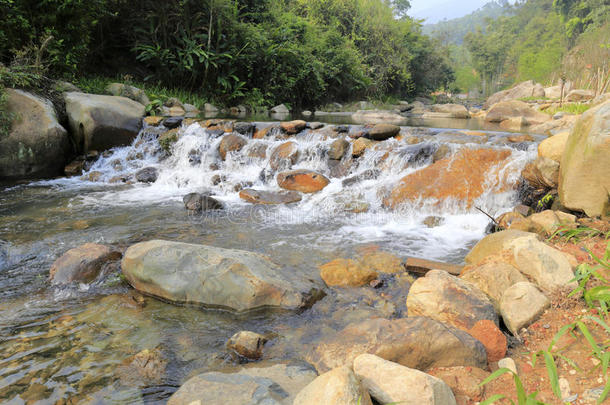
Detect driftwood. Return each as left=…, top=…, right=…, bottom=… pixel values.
left=404, top=257, right=463, bottom=276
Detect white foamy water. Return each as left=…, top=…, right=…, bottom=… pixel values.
left=36, top=120, right=538, bottom=261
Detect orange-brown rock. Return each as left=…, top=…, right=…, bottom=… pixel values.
left=384, top=148, right=513, bottom=209
left=280, top=120, right=306, bottom=135
left=468, top=320, right=507, bottom=363
left=253, top=125, right=278, bottom=139
left=50, top=243, right=121, bottom=284
left=277, top=170, right=329, bottom=193
left=269, top=141, right=299, bottom=171
left=144, top=116, right=164, bottom=126
left=319, top=258, right=378, bottom=287
left=359, top=250, right=403, bottom=274
left=218, top=134, right=247, bottom=160
left=428, top=366, right=490, bottom=404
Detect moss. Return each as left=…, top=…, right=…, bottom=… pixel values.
left=158, top=130, right=179, bottom=154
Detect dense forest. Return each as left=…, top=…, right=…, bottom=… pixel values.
left=426, top=0, right=609, bottom=96
left=0, top=0, right=454, bottom=108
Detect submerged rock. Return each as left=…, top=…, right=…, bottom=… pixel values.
left=277, top=170, right=329, bottom=193
left=239, top=189, right=301, bottom=205
left=294, top=366, right=372, bottom=405
left=121, top=240, right=322, bottom=312
left=183, top=192, right=223, bottom=211
left=353, top=354, right=456, bottom=405
left=49, top=243, right=121, bottom=284
left=306, top=317, right=487, bottom=373
left=227, top=331, right=268, bottom=360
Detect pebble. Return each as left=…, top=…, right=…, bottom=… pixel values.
left=559, top=377, right=570, bottom=400
left=498, top=357, right=518, bottom=374
left=543, top=323, right=550, bottom=329
left=569, top=369, right=576, bottom=375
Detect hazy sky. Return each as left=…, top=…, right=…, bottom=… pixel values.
left=409, top=0, right=491, bottom=23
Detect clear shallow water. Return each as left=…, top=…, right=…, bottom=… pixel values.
left=0, top=118, right=539, bottom=403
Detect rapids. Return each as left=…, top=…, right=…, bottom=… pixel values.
left=0, top=119, right=540, bottom=403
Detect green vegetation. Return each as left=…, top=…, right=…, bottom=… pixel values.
left=479, top=367, right=547, bottom=405
left=544, top=103, right=592, bottom=115
left=425, top=0, right=609, bottom=94
left=0, top=0, right=455, bottom=108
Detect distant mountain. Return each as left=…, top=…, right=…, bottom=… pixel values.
left=422, top=0, right=513, bottom=45
left=411, top=0, right=490, bottom=24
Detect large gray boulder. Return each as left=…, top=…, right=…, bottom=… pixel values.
left=485, top=100, right=550, bottom=126
left=121, top=240, right=322, bottom=312
left=0, top=89, right=70, bottom=180
left=64, top=92, right=145, bottom=153
left=293, top=366, right=372, bottom=405
left=484, top=80, right=546, bottom=109
left=427, top=103, right=470, bottom=118
left=559, top=100, right=610, bottom=217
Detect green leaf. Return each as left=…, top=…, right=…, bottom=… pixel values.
left=541, top=351, right=561, bottom=399
left=479, top=394, right=509, bottom=405
left=575, top=321, right=602, bottom=357
left=479, top=367, right=514, bottom=387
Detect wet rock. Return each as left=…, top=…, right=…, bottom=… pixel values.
left=227, top=331, right=267, bottom=360
left=432, top=144, right=452, bottom=162
left=559, top=100, right=610, bottom=217
left=233, top=181, right=253, bottom=192
left=423, top=216, right=444, bottom=228
left=407, top=270, right=498, bottom=331
left=121, top=240, right=322, bottom=312
left=81, top=170, right=103, bottom=182
left=384, top=148, right=513, bottom=209
left=119, top=348, right=166, bottom=384
left=353, top=354, right=457, bottom=405
left=367, top=123, right=400, bottom=140
left=308, top=122, right=324, bottom=130
left=342, top=169, right=380, bottom=187
left=239, top=189, right=301, bottom=205
left=306, top=317, right=487, bottom=373
left=162, top=116, right=183, bottom=129
left=135, top=167, right=158, bottom=183
left=233, top=122, right=255, bottom=137
left=1, top=89, right=70, bottom=180
left=328, top=138, right=349, bottom=160
left=183, top=193, right=223, bottom=211
left=500, top=281, right=550, bottom=335
left=269, top=142, right=299, bottom=171
left=49, top=243, right=121, bottom=284
left=328, top=159, right=352, bottom=178
left=319, top=259, right=378, bottom=287
left=351, top=137, right=376, bottom=157
left=64, top=92, right=145, bottom=153
left=280, top=120, right=306, bottom=135
left=277, top=170, right=329, bottom=193
left=507, top=134, right=534, bottom=143
left=460, top=262, right=527, bottom=310
left=467, top=320, right=507, bottom=363
left=218, top=134, right=247, bottom=160
left=400, top=143, right=438, bottom=165
left=144, top=116, right=164, bottom=126
left=428, top=366, right=489, bottom=403
left=168, top=372, right=290, bottom=405
left=109, top=174, right=132, bottom=184
left=294, top=366, right=372, bottom=405
left=246, top=142, right=268, bottom=159
left=435, top=131, right=487, bottom=145
left=64, top=159, right=85, bottom=176
left=485, top=100, right=550, bottom=126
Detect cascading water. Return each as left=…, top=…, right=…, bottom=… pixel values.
left=0, top=118, right=540, bottom=403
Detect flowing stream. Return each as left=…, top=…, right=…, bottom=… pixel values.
left=0, top=118, right=540, bottom=404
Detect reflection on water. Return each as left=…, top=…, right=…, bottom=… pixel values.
left=0, top=117, right=538, bottom=403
